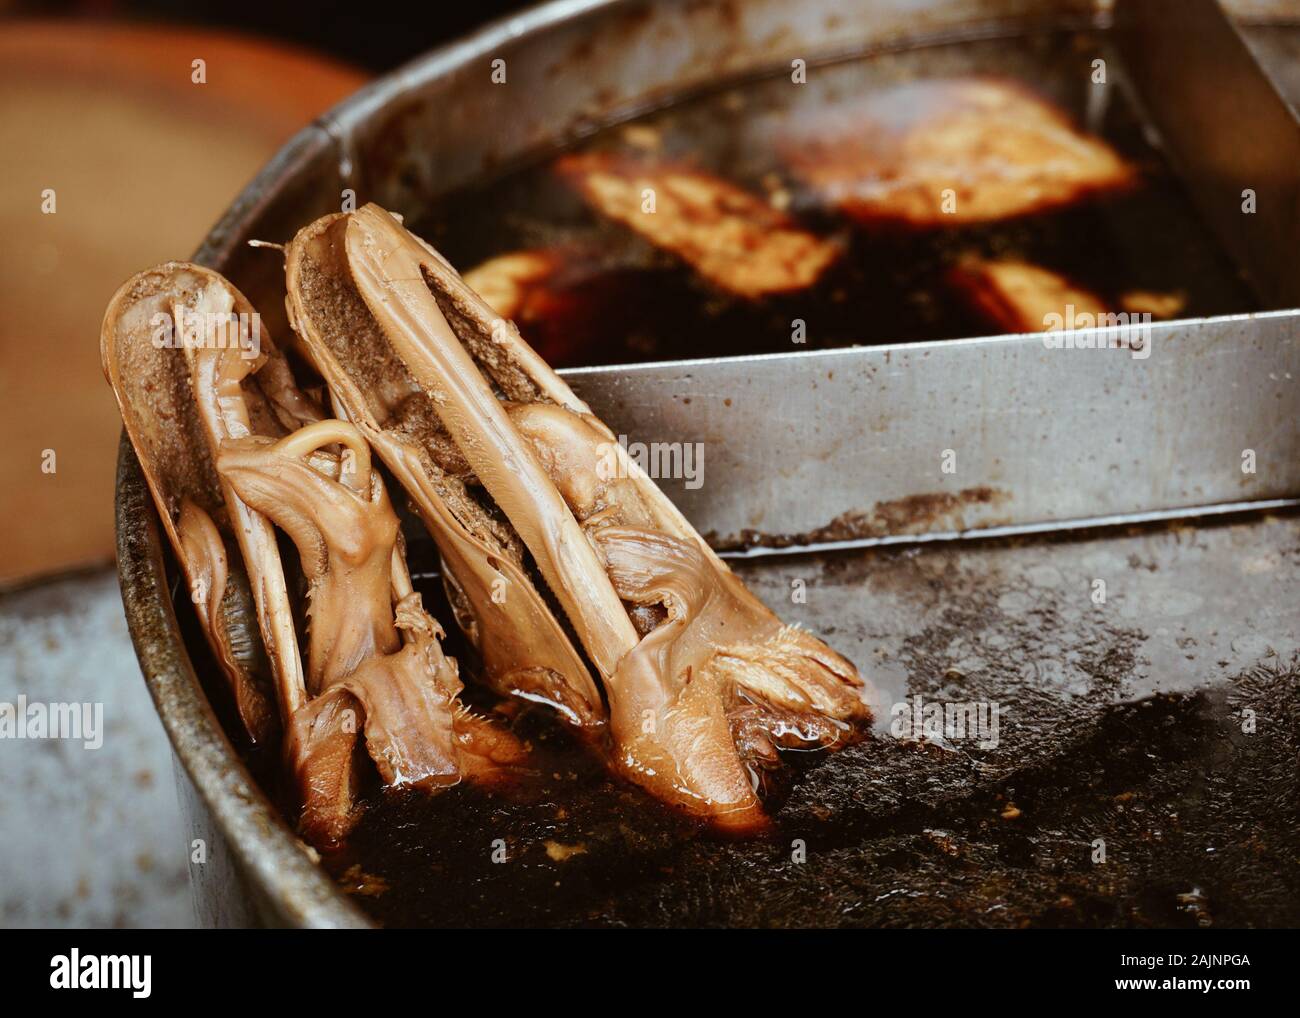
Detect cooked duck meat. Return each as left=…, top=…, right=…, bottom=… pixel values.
left=218, top=419, right=523, bottom=846
left=104, top=264, right=522, bottom=847
left=301, top=203, right=871, bottom=829
left=105, top=212, right=870, bottom=835
left=778, top=77, right=1134, bottom=227
left=554, top=153, right=840, bottom=298
left=284, top=214, right=606, bottom=729
left=219, top=422, right=399, bottom=694
left=101, top=263, right=318, bottom=742
left=464, top=250, right=567, bottom=323
left=946, top=256, right=1108, bottom=333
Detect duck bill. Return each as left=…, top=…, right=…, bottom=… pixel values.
left=341, top=204, right=641, bottom=680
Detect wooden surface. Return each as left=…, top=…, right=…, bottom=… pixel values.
left=0, top=21, right=365, bottom=585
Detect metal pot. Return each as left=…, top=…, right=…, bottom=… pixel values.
left=114, top=0, right=1298, bottom=927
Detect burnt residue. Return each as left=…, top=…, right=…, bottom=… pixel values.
left=709, top=485, right=1010, bottom=551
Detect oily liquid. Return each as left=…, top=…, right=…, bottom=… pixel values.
left=413, top=30, right=1256, bottom=369
left=324, top=522, right=1300, bottom=929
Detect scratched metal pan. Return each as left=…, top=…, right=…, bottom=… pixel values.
left=114, top=0, right=1300, bottom=927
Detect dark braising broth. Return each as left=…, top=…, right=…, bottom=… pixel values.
left=415, top=30, right=1254, bottom=369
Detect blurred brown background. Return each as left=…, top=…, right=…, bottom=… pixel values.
left=0, top=1, right=528, bottom=585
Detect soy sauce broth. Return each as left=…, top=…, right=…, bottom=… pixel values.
left=413, top=29, right=1256, bottom=368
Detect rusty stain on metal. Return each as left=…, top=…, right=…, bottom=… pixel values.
left=709, top=486, right=1012, bottom=550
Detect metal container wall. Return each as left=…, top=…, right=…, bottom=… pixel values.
left=114, top=0, right=1300, bottom=927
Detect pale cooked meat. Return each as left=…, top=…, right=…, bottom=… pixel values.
left=596, top=527, right=863, bottom=826
left=106, top=210, right=874, bottom=839
left=217, top=422, right=402, bottom=694
left=104, top=261, right=526, bottom=848
left=947, top=256, right=1108, bottom=333
left=778, top=77, right=1134, bottom=226
left=284, top=215, right=606, bottom=728
left=464, top=246, right=650, bottom=326
left=508, top=404, right=865, bottom=828
left=218, top=419, right=524, bottom=846
left=100, top=264, right=315, bottom=742
left=338, top=204, right=872, bottom=830
left=555, top=153, right=840, bottom=298
left=462, top=247, right=623, bottom=364
left=463, top=250, right=567, bottom=322
left=182, top=281, right=320, bottom=727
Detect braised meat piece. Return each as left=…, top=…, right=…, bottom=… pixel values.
left=778, top=77, right=1134, bottom=227
left=555, top=152, right=840, bottom=298
left=947, top=256, right=1109, bottom=333
left=297, top=204, right=872, bottom=830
